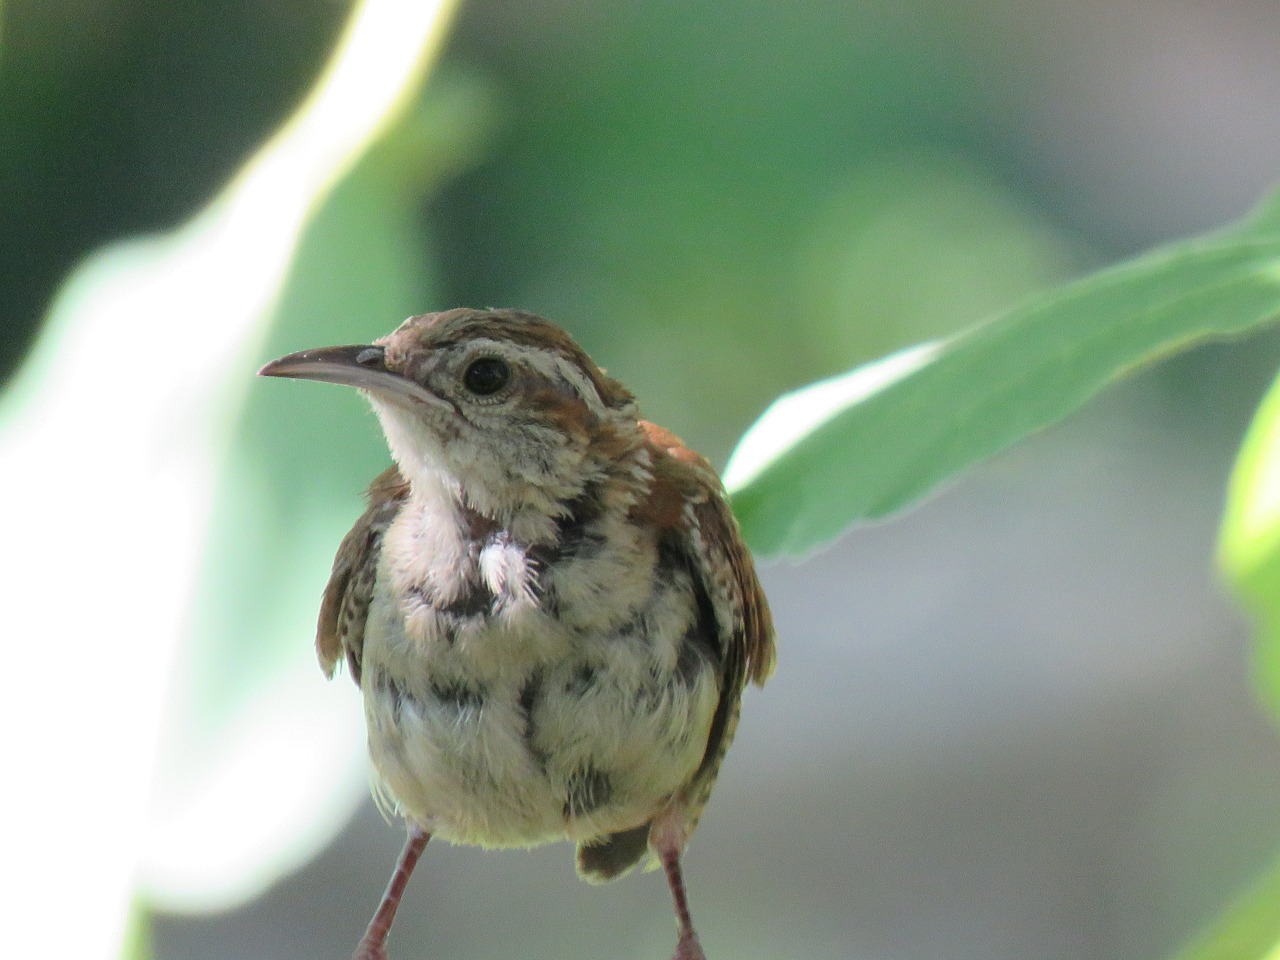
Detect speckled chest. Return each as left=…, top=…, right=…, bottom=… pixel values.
left=358, top=492, right=722, bottom=847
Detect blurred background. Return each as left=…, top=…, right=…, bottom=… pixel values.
left=4, top=0, right=1280, bottom=958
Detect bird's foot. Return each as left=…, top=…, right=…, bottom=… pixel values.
left=351, top=937, right=389, bottom=960
left=671, top=930, right=707, bottom=960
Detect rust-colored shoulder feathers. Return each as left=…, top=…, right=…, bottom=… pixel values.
left=637, top=420, right=775, bottom=687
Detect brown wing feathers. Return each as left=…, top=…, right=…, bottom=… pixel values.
left=637, top=420, right=775, bottom=687
left=635, top=421, right=776, bottom=807
left=317, top=465, right=408, bottom=684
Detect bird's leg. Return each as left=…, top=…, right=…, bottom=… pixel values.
left=651, top=812, right=707, bottom=960
left=352, top=827, right=431, bottom=960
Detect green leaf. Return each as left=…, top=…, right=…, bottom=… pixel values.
left=120, top=903, right=153, bottom=960
left=1172, top=853, right=1280, bottom=960
left=725, top=190, right=1280, bottom=556
left=1221, top=365, right=1280, bottom=718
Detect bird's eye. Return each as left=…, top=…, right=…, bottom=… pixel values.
left=462, top=357, right=510, bottom=396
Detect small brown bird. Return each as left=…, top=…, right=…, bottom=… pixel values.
left=260, top=308, right=775, bottom=960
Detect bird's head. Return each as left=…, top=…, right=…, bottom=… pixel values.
left=260, top=308, right=642, bottom=520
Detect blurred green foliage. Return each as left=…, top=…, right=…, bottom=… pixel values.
left=190, top=79, right=493, bottom=732
left=121, top=902, right=153, bottom=960
left=0, top=0, right=354, bottom=374
left=6, top=2, right=1280, bottom=960
left=1223, top=362, right=1280, bottom=717
left=432, top=0, right=1081, bottom=458
left=1173, top=855, right=1280, bottom=960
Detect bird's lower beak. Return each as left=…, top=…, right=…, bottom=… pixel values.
left=259, top=344, right=447, bottom=409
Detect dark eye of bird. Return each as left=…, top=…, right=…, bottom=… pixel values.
left=462, top=357, right=510, bottom=396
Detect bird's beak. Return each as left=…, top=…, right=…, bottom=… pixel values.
left=258, top=344, right=447, bottom=409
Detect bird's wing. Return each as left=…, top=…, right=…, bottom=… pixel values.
left=316, top=465, right=409, bottom=684
left=636, top=421, right=776, bottom=804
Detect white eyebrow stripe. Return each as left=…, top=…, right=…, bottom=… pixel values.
left=465, top=338, right=611, bottom=417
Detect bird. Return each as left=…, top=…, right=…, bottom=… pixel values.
left=259, top=308, right=775, bottom=960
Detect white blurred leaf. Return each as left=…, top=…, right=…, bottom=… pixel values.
left=0, top=0, right=458, bottom=954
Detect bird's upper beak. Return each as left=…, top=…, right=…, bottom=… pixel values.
left=259, top=344, right=447, bottom=409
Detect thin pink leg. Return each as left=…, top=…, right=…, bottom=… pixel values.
left=352, top=827, right=430, bottom=960
left=651, top=813, right=707, bottom=960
